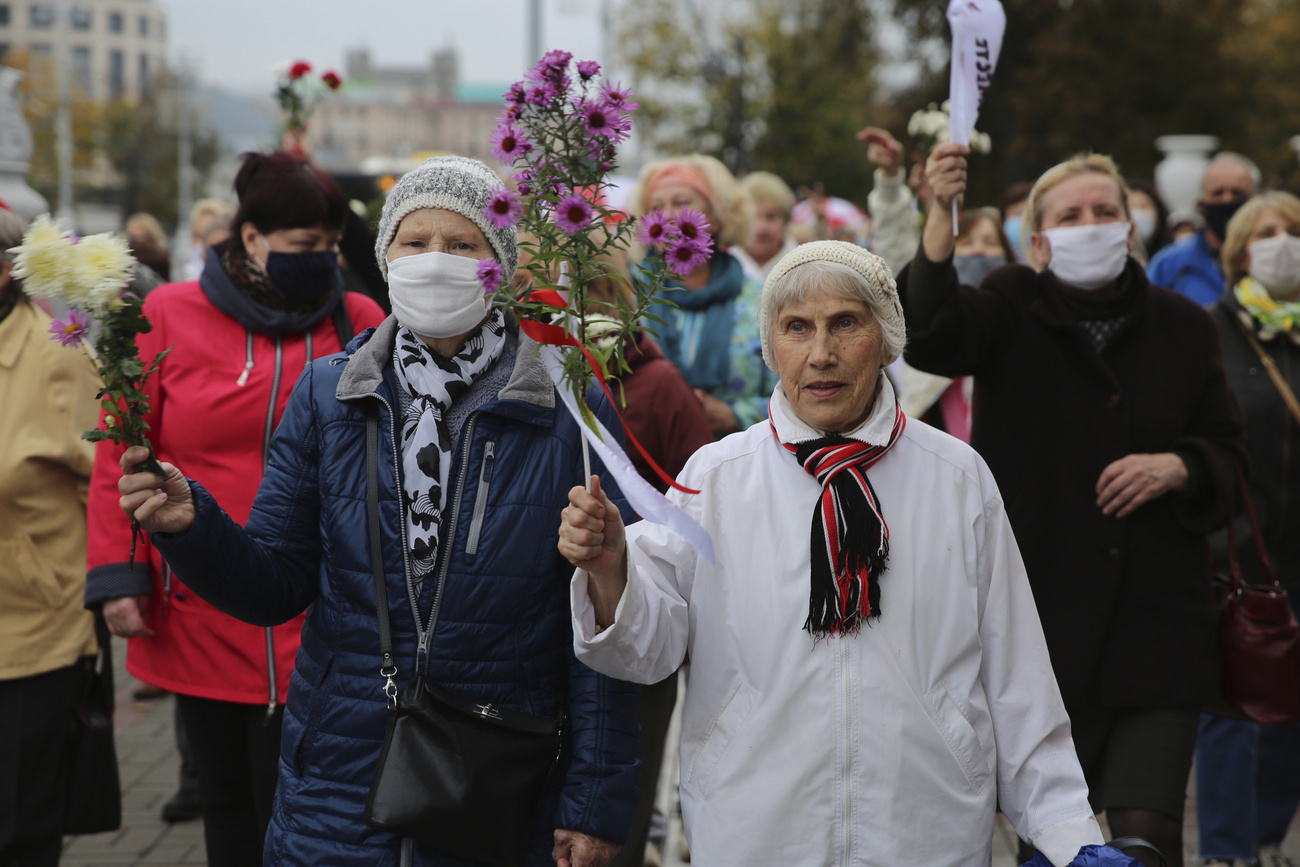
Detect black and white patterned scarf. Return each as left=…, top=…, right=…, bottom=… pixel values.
left=393, top=312, right=507, bottom=583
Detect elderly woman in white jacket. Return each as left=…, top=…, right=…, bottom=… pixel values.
left=559, top=241, right=1105, bottom=867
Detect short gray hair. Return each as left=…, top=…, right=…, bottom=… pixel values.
left=759, top=241, right=906, bottom=371
left=1205, top=152, right=1262, bottom=193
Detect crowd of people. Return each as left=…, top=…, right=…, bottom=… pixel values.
left=3, top=111, right=1300, bottom=867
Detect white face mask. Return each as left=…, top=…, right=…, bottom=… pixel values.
left=1247, top=233, right=1300, bottom=295
left=386, top=252, right=490, bottom=339
left=1041, top=222, right=1131, bottom=291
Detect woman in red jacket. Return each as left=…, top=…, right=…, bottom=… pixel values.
left=85, top=151, right=384, bottom=866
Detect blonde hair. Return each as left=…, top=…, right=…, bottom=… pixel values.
left=632, top=155, right=754, bottom=249
left=1022, top=153, right=1131, bottom=254
left=1221, top=191, right=1300, bottom=289
left=126, top=212, right=168, bottom=248
left=740, top=171, right=795, bottom=221
left=188, top=198, right=234, bottom=238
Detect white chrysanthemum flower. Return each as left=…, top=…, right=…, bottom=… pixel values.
left=73, top=233, right=136, bottom=310
left=10, top=214, right=76, bottom=301
left=972, top=131, right=993, bottom=154
left=581, top=313, right=623, bottom=353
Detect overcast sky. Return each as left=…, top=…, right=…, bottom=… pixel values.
left=167, top=0, right=608, bottom=93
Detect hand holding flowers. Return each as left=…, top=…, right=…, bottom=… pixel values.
left=13, top=214, right=170, bottom=565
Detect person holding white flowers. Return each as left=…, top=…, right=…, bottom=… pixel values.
left=1195, top=192, right=1300, bottom=867
left=898, top=143, right=1248, bottom=867
left=560, top=239, right=1108, bottom=866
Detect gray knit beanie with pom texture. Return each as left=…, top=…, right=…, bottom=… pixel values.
left=373, top=155, right=519, bottom=282
left=759, top=240, right=906, bottom=371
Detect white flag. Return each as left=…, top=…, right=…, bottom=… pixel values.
left=540, top=345, right=717, bottom=564
left=947, top=0, right=1006, bottom=147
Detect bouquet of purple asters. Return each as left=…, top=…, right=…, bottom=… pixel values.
left=12, top=215, right=170, bottom=565
left=481, top=50, right=712, bottom=433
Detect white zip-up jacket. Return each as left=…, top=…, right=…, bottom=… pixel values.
left=572, top=377, right=1103, bottom=866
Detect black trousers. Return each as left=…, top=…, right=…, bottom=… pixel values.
left=174, top=694, right=284, bottom=867
left=0, top=664, right=82, bottom=867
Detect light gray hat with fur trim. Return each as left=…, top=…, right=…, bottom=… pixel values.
left=373, top=155, right=519, bottom=282
left=759, top=240, right=906, bottom=371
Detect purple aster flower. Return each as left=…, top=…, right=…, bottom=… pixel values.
left=482, top=189, right=523, bottom=229
left=672, top=207, right=712, bottom=242
left=576, top=60, right=600, bottom=80
left=554, top=192, right=594, bottom=235
left=598, top=80, right=639, bottom=111
left=538, top=49, right=573, bottom=72
left=504, top=82, right=528, bottom=104
left=636, top=210, right=676, bottom=247
left=48, top=309, right=89, bottom=347
left=665, top=236, right=713, bottom=276
left=525, top=81, right=557, bottom=106
left=513, top=169, right=534, bottom=196
left=489, top=123, right=532, bottom=163
left=477, top=259, right=505, bottom=294
left=578, top=99, right=631, bottom=140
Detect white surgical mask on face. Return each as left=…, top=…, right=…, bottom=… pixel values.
left=1042, top=222, right=1131, bottom=291
left=1133, top=210, right=1158, bottom=243
left=386, top=252, right=489, bottom=339
left=1248, top=233, right=1300, bottom=295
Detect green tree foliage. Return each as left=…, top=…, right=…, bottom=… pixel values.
left=751, top=0, right=878, bottom=198
left=887, top=0, right=1261, bottom=204
left=618, top=0, right=880, bottom=200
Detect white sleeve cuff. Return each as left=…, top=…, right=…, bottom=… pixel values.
left=1033, top=814, right=1105, bottom=867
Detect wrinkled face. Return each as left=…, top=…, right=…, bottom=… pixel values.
left=1201, top=161, right=1255, bottom=205
left=747, top=199, right=788, bottom=261
left=387, top=208, right=493, bottom=263
left=646, top=182, right=717, bottom=237
left=773, top=291, right=885, bottom=434
left=1030, top=173, right=1132, bottom=269
left=954, top=216, right=1004, bottom=258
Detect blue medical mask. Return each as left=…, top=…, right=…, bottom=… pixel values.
left=1003, top=215, right=1026, bottom=263
left=954, top=254, right=1006, bottom=287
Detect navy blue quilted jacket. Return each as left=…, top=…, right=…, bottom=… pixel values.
left=153, top=318, right=641, bottom=866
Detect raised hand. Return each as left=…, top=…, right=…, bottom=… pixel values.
left=558, top=476, right=628, bottom=629
left=921, top=142, right=970, bottom=263
left=857, top=126, right=904, bottom=177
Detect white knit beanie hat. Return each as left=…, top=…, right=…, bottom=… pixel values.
left=759, top=240, right=906, bottom=370
left=373, top=155, right=519, bottom=282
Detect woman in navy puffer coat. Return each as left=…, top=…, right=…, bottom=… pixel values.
left=115, top=157, right=641, bottom=867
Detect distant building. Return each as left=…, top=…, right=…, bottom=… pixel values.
left=0, top=0, right=167, bottom=101
left=308, top=46, right=509, bottom=172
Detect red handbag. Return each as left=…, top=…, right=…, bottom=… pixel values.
left=1215, top=475, right=1300, bottom=724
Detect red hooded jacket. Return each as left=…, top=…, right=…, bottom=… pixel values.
left=86, top=256, right=384, bottom=706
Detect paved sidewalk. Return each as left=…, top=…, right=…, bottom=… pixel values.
left=59, top=637, right=1300, bottom=866
left=60, top=638, right=205, bottom=866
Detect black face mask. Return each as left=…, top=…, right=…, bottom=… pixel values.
left=1202, top=200, right=1246, bottom=242
left=265, top=250, right=341, bottom=303
left=953, top=254, right=1006, bottom=287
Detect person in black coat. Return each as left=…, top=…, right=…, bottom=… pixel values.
left=897, top=145, right=1247, bottom=867
left=1195, top=191, right=1300, bottom=867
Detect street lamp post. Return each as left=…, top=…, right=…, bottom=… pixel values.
left=54, top=0, right=73, bottom=225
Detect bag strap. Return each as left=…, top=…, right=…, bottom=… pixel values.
left=366, top=403, right=399, bottom=707
left=1234, top=471, right=1279, bottom=588
left=1232, top=312, right=1300, bottom=427
left=332, top=301, right=354, bottom=348
left=1106, top=836, right=1166, bottom=867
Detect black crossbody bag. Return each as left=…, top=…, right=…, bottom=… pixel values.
left=360, top=405, right=564, bottom=867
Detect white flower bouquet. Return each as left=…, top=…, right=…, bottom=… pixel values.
left=12, top=214, right=171, bottom=566
left=908, top=100, right=992, bottom=155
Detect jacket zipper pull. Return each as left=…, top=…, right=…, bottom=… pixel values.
left=237, top=331, right=254, bottom=386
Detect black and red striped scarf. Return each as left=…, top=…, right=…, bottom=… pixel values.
left=772, top=400, right=907, bottom=638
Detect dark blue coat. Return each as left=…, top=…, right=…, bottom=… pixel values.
left=153, top=318, right=641, bottom=866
